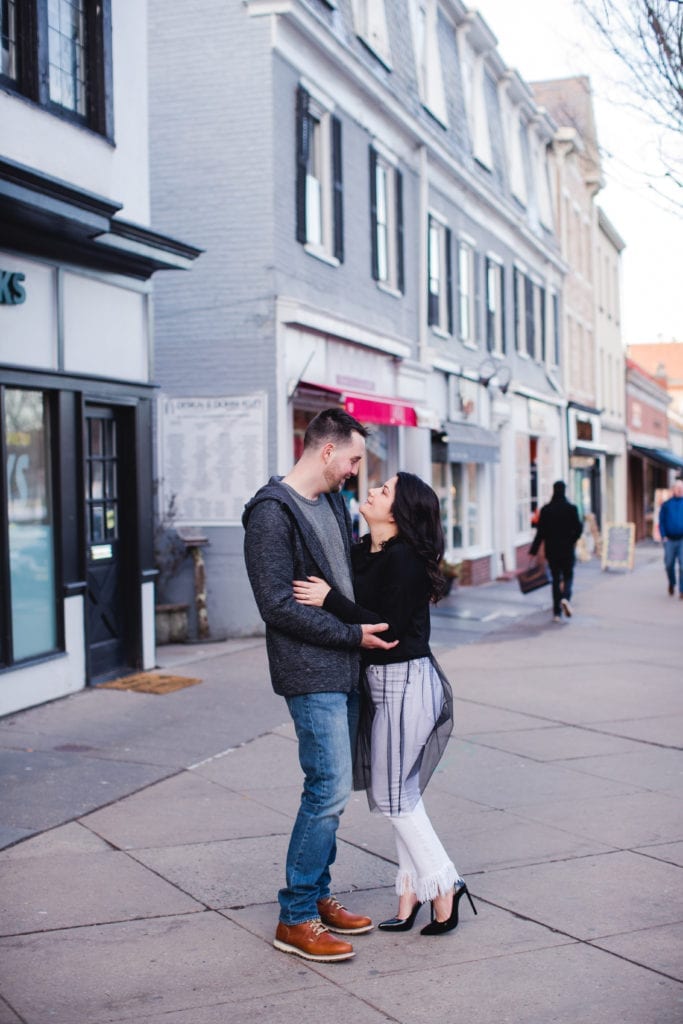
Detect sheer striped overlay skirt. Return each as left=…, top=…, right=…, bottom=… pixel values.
left=361, top=656, right=462, bottom=902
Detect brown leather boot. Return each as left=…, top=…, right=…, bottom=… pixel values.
left=317, top=896, right=373, bottom=934
left=274, top=918, right=354, bottom=961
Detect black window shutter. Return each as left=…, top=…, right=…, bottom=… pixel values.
left=500, top=264, right=507, bottom=354
left=295, top=86, right=310, bottom=245
left=446, top=227, right=454, bottom=335
left=525, top=275, right=534, bottom=356
left=332, top=114, right=344, bottom=263
left=553, top=293, right=560, bottom=364
left=369, top=146, right=379, bottom=280
left=513, top=268, right=520, bottom=350
left=485, top=257, right=493, bottom=352
left=396, top=168, right=405, bottom=294
left=474, top=251, right=483, bottom=347
left=456, top=240, right=463, bottom=338
left=427, top=216, right=437, bottom=326
left=540, top=286, right=547, bottom=362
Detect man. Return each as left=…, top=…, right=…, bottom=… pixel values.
left=658, top=478, right=683, bottom=598
left=529, top=480, right=583, bottom=622
left=242, top=408, right=396, bottom=963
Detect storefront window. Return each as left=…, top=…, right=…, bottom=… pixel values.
left=465, top=462, right=479, bottom=546
left=365, top=425, right=389, bottom=491
left=432, top=461, right=472, bottom=550
left=4, top=389, right=57, bottom=662
left=515, top=432, right=531, bottom=533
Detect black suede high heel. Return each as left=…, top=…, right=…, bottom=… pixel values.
left=420, top=882, right=477, bottom=936
left=378, top=901, right=422, bottom=932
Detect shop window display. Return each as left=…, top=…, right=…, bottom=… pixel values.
left=4, top=389, right=57, bottom=662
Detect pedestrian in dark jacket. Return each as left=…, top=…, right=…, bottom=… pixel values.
left=242, top=408, right=395, bottom=964
left=529, top=480, right=583, bottom=621
left=658, top=478, right=683, bottom=597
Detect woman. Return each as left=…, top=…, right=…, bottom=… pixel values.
left=293, top=472, right=476, bottom=936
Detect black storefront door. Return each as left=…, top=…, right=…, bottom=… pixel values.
left=84, top=404, right=135, bottom=682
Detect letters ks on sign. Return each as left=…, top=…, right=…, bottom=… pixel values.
left=0, top=272, right=26, bottom=305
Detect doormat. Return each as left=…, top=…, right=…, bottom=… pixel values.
left=100, top=672, right=202, bottom=695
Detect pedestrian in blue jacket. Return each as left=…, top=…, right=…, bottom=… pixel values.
left=658, top=479, right=683, bottom=597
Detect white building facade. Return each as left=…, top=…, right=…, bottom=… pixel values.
left=0, top=1, right=199, bottom=714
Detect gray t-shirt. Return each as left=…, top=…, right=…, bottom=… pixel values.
left=282, top=484, right=354, bottom=600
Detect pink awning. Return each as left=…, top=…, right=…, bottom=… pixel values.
left=344, top=395, right=418, bottom=427
left=298, top=381, right=418, bottom=427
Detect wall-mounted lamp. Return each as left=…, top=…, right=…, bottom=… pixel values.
left=477, top=358, right=497, bottom=388
left=495, top=366, right=512, bottom=395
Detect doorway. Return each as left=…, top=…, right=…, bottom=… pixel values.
left=84, top=404, right=137, bottom=682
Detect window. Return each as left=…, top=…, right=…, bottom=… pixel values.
left=515, top=431, right=531, bottom=533
left=506, top=106, right=527, bottom=206
left=1, top=388, right=58, bottom=665
left=485, top=258, right=505, bottom=355
left=369, top=147, right=404, bottom=292
left=427, top=215, right=453, bottom=334
left=460, top=42, right=492, bottom=169
left=1, top=0, right=18, bottom=79
left=351, top=0, right=392, bottom=66
left=432, top=461, right=481, bottom=551
left=530, top=131, right=553, bottom=229
left=458, top=241, right=475, bottom=345
left=296, top=85, right=344, bottom=263
left=0, top=0, right=112, bottom=135
left=409, top=0, right=448, bottom=125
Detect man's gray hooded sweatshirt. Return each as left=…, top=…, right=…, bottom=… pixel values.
left=242, top=477, right=362, bottom=697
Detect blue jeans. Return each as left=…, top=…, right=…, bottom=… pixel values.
left=549, top=556, right=575, bottom=616
left=279, top=690, right=359, bottom=925
left=664, top=538, right=683, bottom=593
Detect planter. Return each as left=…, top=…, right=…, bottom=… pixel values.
left=155, top=603, right=189, bottom=644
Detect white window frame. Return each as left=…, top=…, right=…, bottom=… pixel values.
left=460, top=41, right=493, bottom=169
left=374, top=152, right=399, bottom=291
left=458, top=239, right=476, bottom=347
left=531, top=130, right=553, bottom=229
left=304, top=97, right=334, bottom=259
left=508, top=108, right=528, bottom=206
left=409, top=0, right=448, bottom=126
left=514, top=265, right=528, bottom=356
left=428, top=213, right=450, bottom=335
left=351, top=0, right=392, bottom=67
left=486, top=256, right=504, bottom=356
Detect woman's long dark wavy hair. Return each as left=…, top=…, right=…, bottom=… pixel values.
left=391, top=471, right=446, bottom=603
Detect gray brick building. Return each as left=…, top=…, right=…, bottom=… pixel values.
left=148, top=0, right=567, bottom=638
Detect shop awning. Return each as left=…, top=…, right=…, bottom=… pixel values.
left=631, top=445, right=683, bottom=471
left=344, top=394, right=417, bottom=427
left=434, top=422, right=500, bottom=464
left=298, top=382, right=419, bottom=427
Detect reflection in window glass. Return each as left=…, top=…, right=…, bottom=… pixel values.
left=5, top=389, right=57, bottom=661
left=48, top=0, right=87, bottom=115
left=466, top=462, right=479, bottom=546
left=1, top=0, right=18, bottom=79
left=365, top=426, right=389, bottom=491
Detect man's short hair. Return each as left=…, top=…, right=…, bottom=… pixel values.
left=303, top=408, right=369, bottom=450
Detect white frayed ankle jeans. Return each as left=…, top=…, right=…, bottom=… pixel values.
left=389, top=798, right=460, bottom=902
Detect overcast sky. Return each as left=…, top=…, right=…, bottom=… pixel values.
left=472, top=0, right=682, bottom=346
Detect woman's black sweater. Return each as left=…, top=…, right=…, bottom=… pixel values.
left=323, top=535, right=432, bottom=665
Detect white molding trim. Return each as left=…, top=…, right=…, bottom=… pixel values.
left=276, top=296, right=412, bottom=358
